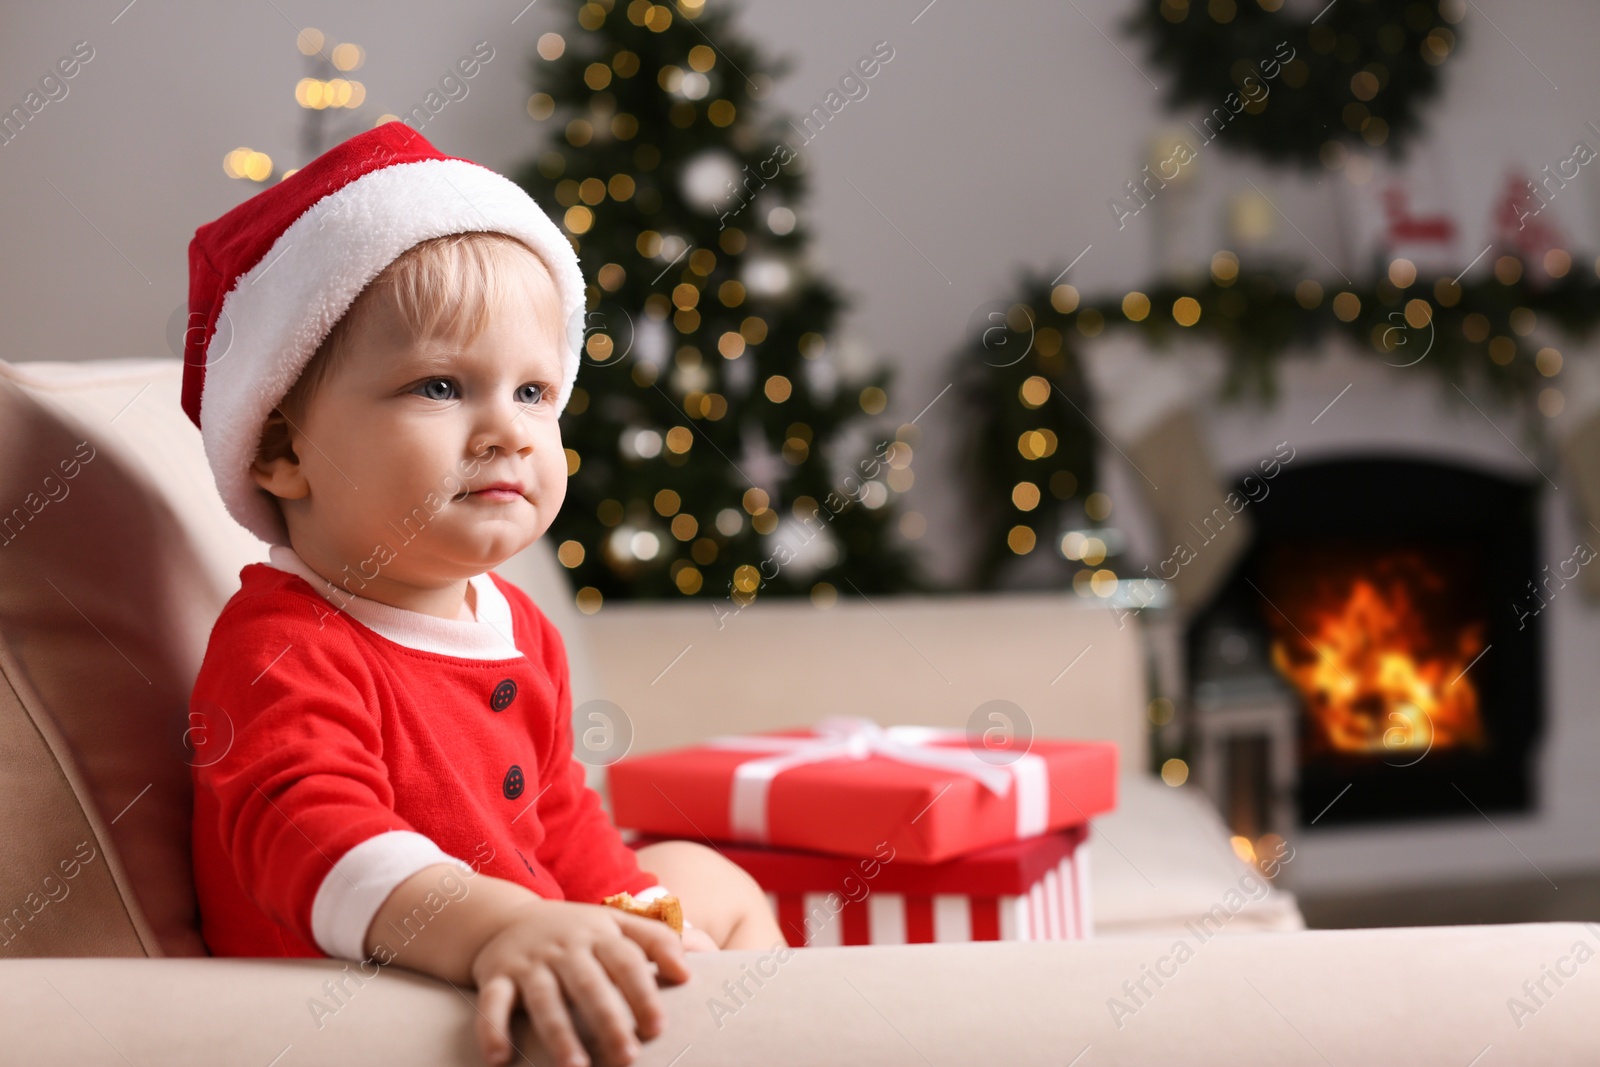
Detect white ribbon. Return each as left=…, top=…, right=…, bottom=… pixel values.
left=704, top=715, right=1050, bottom=845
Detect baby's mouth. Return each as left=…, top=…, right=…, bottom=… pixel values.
left=457, top=485, right=528, bottom=504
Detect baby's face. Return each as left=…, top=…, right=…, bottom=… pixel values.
left=286, top=257, right=568, bottom=587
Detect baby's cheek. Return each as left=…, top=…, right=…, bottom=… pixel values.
left=541, top=456, right=569, bottom=509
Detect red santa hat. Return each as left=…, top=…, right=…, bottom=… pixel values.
left=181, top=121, right=586, bottom=546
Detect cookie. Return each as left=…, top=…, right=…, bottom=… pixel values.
left=602, top=891, right=684, bottom=934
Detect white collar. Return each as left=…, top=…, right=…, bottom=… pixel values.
left=264, top=543, right=522, bottom=661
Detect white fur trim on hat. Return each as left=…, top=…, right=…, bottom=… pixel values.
left=199, top=157, right=585, bottom=546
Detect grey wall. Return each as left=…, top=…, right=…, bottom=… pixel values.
left=3, top=0, right=1599, bottom=584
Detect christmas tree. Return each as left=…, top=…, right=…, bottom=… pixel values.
left=511, top=0, right=926, bottom=612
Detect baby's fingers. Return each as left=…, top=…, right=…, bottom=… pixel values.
left=515, top=966, right=591, bottom=1067
left=594, top=936, right=667, bottom=1041
left=554, top=953, right=642, bottom=1066
left=681, top=923, right=720, bottom=953
left=475, top=975, right=519, bottom=1066
left=618, top=914, right=689, bottom=984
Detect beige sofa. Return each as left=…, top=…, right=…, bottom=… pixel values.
left=0, top=357, right=1593, bottom=1065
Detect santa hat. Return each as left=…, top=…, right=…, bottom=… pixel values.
left=181, top=121, right=586, bottom=546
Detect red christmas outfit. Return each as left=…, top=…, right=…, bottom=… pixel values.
left=190, top=544, right=661, bottom=960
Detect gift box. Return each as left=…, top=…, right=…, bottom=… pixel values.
left=633, top=824, right=1092, bottom=946
left=607, top=716, right=1117, bottom=864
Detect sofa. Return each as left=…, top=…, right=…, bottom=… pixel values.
left=0, top=356, right=1593, bottom=1065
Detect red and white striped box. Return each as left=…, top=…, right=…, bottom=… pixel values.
left=633, top=823, right=1091, bottom=946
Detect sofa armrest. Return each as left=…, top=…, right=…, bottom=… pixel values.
left=580, top=593, right=1148, bottom=767
left=1092, top=774, right=1305, bottom=936
left=4, top=925, right=1592, bottom=1064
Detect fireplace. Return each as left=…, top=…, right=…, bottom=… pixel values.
left=1188, top=457, right=1544, bottom=829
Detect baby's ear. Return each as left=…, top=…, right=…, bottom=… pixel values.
left=250, top=409, right=309, bottom=500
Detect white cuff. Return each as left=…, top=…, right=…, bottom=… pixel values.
left=310, top=830, right=474, bottom=961
left=632, top=884, right=671, bottom=904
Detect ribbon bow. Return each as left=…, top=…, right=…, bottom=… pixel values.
left=704, top=715, right=1049, bottom=844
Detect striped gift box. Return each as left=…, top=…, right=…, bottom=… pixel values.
left=639, top=823, right=1091, bottom=947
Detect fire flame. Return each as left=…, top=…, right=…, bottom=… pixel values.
left=1269, top=576, right=1486, bottom=755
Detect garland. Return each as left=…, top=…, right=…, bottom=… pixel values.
left=1125, top=0, right=1463, bottom=169
left=954, top=253, right=1600, bottom=587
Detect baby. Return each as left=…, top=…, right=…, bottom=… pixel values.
left=182, top=123, right=782, bottom=1067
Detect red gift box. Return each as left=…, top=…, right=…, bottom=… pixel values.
left=607, top=716, right=1117, bottom=864
left=633, top=825, right=1092, bottom=946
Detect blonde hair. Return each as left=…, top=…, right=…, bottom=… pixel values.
left=259, top=231, right=558, bottom=460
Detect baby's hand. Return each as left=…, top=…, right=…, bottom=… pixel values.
left=470, top=896, right=689, bottom=1067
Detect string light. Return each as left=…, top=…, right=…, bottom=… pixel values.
left=1050, top=285, right=1079, bottom=313
left=223, top=148, right=273, bottom=182
left=294, top=77, right=365, bottom=109
left=1019, top=376, right=1050, bottom=408
left=330, top=42, right=364, bottom=70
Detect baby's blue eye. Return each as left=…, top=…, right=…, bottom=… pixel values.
left=415, top=378, right=457, bottom=401
left=411, top=378, right=547, bottom=404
